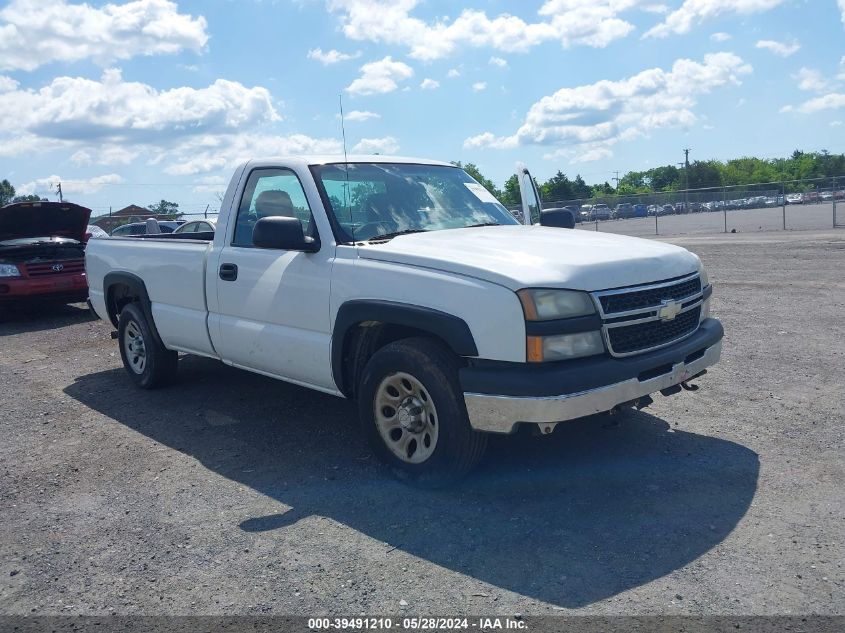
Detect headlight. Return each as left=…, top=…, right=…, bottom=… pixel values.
left=0, top=264, right=21, bottom=278
left=517, top=288, right=595, bottom=320
left=527, top=331, right=605, bottom=362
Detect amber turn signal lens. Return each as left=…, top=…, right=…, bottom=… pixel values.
left=517, top=289, right=538, bottom=320
left=526, top=336, right=544, bottom=363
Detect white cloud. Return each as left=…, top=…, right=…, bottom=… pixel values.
left=18, top=173, right=123, bottom=196
left=344, top=109, right=380, bottom=122
left=472, top=82, right=487, bottom=92
left=781, top=93, right=845, bottom=114
left=346, top=56, right=414, bottom=95
left=489, top=56, right=508, bottom=68
left=0, top=68, right=279, bottom=150
left=162, top=133, right=342, bottom=176
left=0, top=76, right=18, bottom=92
left=465, top=52, right=752, bottom=161
left=352, top=136, right=399, bottom=154
left=831, top=120, right=843, bottom=127
left=71, top=146, right=139, bottom=166
left=327, top=0, right=642, bottom=61
left=307, top=48, right=360, bottom=64
left=840, top=0, right=845, bottom=26
left=0, top=0, right=208, bottom=72
left=645, top=0, right=784, bottom=38
left=755, top=39, right=800, bottom=57
left=447, top=68, right=461, bottom=78
left=191, top=175, right=228, bottom=195
left=420, top=78, right=440, bottom=90
left=793, top=68, right=827, bottom=93
left=710, top=32, right=731, bottom=42
left=0, top=69, right=340, bottom=176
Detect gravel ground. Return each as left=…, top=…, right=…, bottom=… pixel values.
left=0, top=229, right=843, bottom=616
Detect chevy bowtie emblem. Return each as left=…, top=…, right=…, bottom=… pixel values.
left=658, top=299, right=682, bottom=321
left=52, top=263, right=64, bottom=272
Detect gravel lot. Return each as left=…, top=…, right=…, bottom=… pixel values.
left=577, top=202, right=843, bottom=238
left=1, top=229, right=843, bottom=616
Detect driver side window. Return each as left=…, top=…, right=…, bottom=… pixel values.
left=232, top=168, right=314, bottom=247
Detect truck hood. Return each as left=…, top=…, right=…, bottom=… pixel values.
left=356, top=226, right=700, bottom=291
left=0, top=201, right=92, bottom=243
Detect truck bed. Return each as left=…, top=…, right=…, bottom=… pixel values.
left=86, top=236, right=217, bottom=357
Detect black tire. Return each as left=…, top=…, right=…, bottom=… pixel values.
left=357, top=337, right=487, bottom=487
left=117, top=302, right=177, bottom=389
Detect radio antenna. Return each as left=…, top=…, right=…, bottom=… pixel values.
left=339, top=93, right=354, bottom=243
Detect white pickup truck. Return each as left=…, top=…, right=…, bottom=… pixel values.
left=86, top=156, right=723, bottom=485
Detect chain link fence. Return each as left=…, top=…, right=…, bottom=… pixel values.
left=543, top=176, right=844, bottom=237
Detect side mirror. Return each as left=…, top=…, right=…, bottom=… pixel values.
left=540, top=208, right=576, bottom=229
left=252, top=216, right=318, bottom=252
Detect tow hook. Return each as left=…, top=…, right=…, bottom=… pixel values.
left=681, top=369, right=707, bottom=391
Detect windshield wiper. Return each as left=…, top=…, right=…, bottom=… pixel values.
left=363, top=228, right=429, bottom=243
left=461, top=222, right=502, bottom=228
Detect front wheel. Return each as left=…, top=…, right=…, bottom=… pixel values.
left=117, top=302, right=178, bottom=389
left=357, top=338, right=487, bottom=487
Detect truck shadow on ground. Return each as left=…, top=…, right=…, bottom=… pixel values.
left=65, top=355, right=759, bottom=608
left=0, top=302, right=95, bottom=334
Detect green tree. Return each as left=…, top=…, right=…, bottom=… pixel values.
left=500, top=174, right=520, bottom=206
left=451, top=161, right=502, bottom=200
left=571, top=175, right=591, bottom=199
left=539, top=170, right=574, bottom=202
left=0, top=179, right=15, bottom=207
left=12, top=194, right=44, bottom=203
left=148, top=199, right=181, bottom=219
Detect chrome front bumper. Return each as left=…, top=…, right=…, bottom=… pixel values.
left=464, top=339, right=722, bottom=434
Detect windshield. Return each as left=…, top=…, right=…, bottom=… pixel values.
left=312, top=163, right=518, bottom=243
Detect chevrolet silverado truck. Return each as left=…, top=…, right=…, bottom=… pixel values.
left=1, top=201, right=91, bottom=304
left=86, top=156, right=723, bottom=485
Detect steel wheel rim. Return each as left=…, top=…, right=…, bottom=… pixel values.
left=374, top=371, right=439, bottom=464
left=124, top=320, right=147, bottom=374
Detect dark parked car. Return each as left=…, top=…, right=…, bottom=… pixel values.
left=613, top=203, right=636, bottom=219
left=633, top=203, right=648, bottom=217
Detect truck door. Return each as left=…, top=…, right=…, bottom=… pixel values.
left=516, top=163, right=542, bottom=226
left=209, top=166, right=336, bottom=393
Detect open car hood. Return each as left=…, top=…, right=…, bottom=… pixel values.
left=0, top=201, right=92, bottom=243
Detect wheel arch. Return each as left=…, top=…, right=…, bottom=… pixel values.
left=332, top=300, right=478, bottom=399
left=104, top=272, right=166, bottom=348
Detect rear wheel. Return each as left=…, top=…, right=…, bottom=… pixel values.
left=117, top=302, right=177, bottom=389
left=357, top=338, right=487, bottom=487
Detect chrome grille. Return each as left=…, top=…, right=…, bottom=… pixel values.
left=600, top=276, right=701, bottom=314
left=608, top=306, right=701, bottom=355
left=25, top=260, right=85, bottom=277
left=593, top=273, right=705, bottom=357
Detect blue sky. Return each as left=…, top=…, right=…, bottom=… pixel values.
left=0, top=0, right=843, bottom=218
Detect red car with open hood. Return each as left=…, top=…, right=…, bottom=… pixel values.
left=0, top=200, right=91, bottom=304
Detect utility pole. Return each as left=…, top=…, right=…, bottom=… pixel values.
left=683, top=148, right=691, bottom=213
left=612, top=171, right=620, bottom=190
left=56, top=182, right=63, bottom=203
